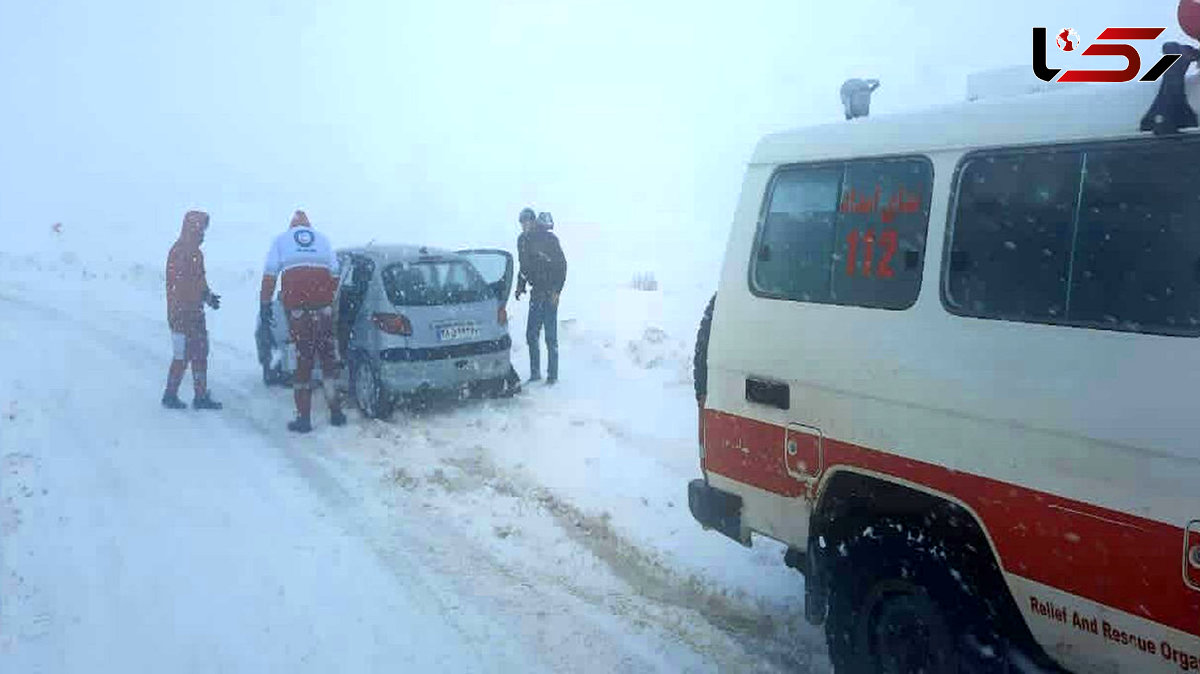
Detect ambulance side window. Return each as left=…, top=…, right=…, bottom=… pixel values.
left=945, top=151, right=1082, bottom=322
left=831, top=158, right=933, bottom=309
left=751, top=156, right=932, bottom=309
left=1069, top=142, right=1200, bottom=334
left=752, top=166, right=842, bottom=302
left=945, top=139, right=1200, bottom=336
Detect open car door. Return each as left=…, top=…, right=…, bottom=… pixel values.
left=456, top=249, right=514, bottom=303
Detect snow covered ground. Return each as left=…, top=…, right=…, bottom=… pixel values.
left=0, top=232, right=828, bottom=673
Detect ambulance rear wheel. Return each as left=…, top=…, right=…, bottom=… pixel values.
left=825, top=528, right=964, bottom=674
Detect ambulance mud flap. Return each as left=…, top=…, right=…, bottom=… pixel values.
left=687, top=479, right=746, bottom=545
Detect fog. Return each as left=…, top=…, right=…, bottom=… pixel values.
left=0, top=0, right=1184, bottom=272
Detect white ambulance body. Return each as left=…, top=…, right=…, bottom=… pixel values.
left=690, top=74, right=1200, bottom=672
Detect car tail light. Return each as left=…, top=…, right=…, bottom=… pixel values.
left=498, top=304, right=508, bottom=326
left=372, top=312, right=412, bottom=336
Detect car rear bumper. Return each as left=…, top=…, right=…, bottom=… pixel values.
left=379, top=334, right=511, bottom=362
left=378, top=346, right=512, bottom=394
left=687, top=479, right=748, bottom=546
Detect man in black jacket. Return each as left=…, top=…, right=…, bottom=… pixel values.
left=514, top=207, right=567, bottom=384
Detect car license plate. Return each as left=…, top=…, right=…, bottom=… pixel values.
left=437, top=324, right=480, bottom=341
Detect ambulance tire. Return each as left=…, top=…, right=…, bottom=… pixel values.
left=692, top=294, right=715, bottom=402
left=824, top=522, right=995, bottom=674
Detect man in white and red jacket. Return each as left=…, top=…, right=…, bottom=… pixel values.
left=260, top=210, right=346, bottom=433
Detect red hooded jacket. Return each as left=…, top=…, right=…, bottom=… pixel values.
left=166, top=211, right=210, bottom=333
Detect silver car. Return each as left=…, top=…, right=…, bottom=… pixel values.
left=256, top=245, right=519, bottom=418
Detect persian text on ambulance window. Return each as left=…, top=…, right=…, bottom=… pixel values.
left=751, top=157, right=932, bottom=310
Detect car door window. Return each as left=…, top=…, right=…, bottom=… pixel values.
left=339, top=257, right=374, bottom=349
left=456, top=250, right=514, bottom=301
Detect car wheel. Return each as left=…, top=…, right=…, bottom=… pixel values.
left=262, top=363, right=285, bottom=387
left=825, top=524, right=974, bottom=674
left=351, top=356, right=393, bottom=420
left=496, top=365, right=522, bottom=398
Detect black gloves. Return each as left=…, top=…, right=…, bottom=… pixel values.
left=205, top=291, right=221, bottom=310
left=260, top=302, right=274, bottom=327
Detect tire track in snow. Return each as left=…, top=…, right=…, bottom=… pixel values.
left=0, top=277, right=824, bottom=672
left=0, top=294, right=521, bottom=673
left=0, top=292, right=738, bottom=672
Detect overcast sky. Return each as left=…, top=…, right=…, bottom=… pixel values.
left=0, top=0, right=1187, bottom=269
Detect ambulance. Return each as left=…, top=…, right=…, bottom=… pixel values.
left=688, top=35, right=1200, bottom=674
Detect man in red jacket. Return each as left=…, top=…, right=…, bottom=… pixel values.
left=260, top=210, right=345, bottom=433
left=163, top=210, right=222, bottom=410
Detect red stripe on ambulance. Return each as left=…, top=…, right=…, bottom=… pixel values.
left=703, top=409, right=1200, bottom=638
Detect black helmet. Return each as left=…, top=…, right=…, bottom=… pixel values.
left=518, top=207, right=536, bottom=225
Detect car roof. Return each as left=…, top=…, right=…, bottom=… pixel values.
left=751, top=74, right=1200, bottom=166
left=337, top=245, right=462, bottom=264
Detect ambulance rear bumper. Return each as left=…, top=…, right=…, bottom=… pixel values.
left=687, top=479, right=747, bottom=546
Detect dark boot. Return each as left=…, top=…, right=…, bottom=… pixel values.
left=288, top=417, right=313, bottom=433
left=193, top=392, right=223, bottom=410
left=330, top=409, right=347, bottom=427
left=162, top=392, right=187, bottom=409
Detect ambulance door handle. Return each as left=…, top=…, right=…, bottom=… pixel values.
left=745, top=377, right=789, bottom=410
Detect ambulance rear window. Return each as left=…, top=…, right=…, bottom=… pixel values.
left=751, top=156, right=932, bottom=309
left=945, top=138, right=1200, bottom=336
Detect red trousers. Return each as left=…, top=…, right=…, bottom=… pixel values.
left=287, top=306, right=341, bottom=419
left=166, top=312, right=208, bottom=398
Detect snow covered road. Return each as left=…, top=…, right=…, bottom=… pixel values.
left=0, top=251, right=826, bottom=673
left=0, top=294, right=528, bottom=672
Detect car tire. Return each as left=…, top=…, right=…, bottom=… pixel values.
left=497, top=376, right=520, bottom=398
left=351, top=356, right=393, bottom=420
left=824, top=522, right=986, bottom=674
left=262, top=363, right=285, bottom=387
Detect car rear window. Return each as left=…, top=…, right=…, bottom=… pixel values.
left=945, top=138, right=1200, bottom=336
left=381, top=260, right=489, bottom=306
